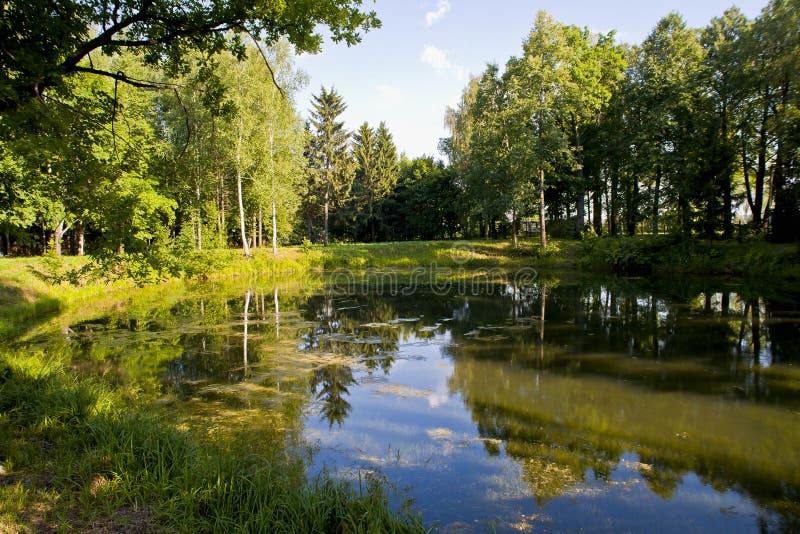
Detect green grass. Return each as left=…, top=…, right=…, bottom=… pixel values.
left=0, top=256, right=134, bottom=340
left=0, top=352, right=425, bottom=533
left=579, top=234, right=800, bottom=278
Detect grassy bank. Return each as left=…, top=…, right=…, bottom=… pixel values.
left=579, top=235, right=800, bottom=278
left=0, top=352, right=424, bottom=533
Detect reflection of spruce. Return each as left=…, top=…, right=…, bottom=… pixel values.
left=311, top=365, right=357, bottom=428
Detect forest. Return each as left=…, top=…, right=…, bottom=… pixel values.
left=0, top=0, right=798, bottom=270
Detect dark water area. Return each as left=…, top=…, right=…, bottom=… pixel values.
left=22, top=273, right=800, bottom=532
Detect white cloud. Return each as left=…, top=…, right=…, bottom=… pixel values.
left=425, top=0, right=451, bottom=26
left=377, top=84, right=405, bottom=105
left=420, top=45, right=466, bottom=80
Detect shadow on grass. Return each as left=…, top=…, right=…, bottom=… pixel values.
left=0, top=283, right=61, bottom=342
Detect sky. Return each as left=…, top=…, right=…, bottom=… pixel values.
left=294, top=0, right=770, bottom=160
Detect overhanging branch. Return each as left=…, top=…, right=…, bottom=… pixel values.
left=243, top=28, right=286, bottom=100
left=72, top=66, right=182, bottom=90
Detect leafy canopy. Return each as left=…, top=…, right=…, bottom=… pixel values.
left=0, top=0, right=380, bottom=108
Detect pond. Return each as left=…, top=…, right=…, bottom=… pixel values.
left=19, top=272, right=800, bottom=532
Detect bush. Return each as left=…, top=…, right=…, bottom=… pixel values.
left=580, top=234, right=692, bottom=274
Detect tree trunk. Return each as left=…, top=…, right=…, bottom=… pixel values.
left=258, top=207, right=263, bottom=248
left=539, top=168, right=547, bottom=249
left=626, top=178, right=638, bottom=236
left=77, top=222, right=85, bottom=256
left=323, top=187, right=330, bottom=247
left=721, top=105, right=733, bottom=239
left=742, top=139, right=755, bottom=224
left=574, top=125, right=585, bottom=234
left=592, top=188, right=602, bottom=235
left=272, top=199, right=278, bottom=255
left=652, top=167, right=661, bottom=237
left=610, top=167, right=618, bottom=236
left=218, top=173, right=226, bottom=247
left=236, top=160, right=250, bottom=257
left=769, top=77, right=793, bottom=242
left=235, top=112, right=250, bottom=257
left=754, top=89, right=769, bottom=229
left=511, top=208, right=518, bottom=247
left=197, top=214, right=202, bottom=251
left=268, top=129, right=277, bottom=255
left=54, top=220, right=64, bottom=256
left=196, top=182, right=202, bottom=251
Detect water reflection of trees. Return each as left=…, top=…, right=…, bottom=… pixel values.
left=309, top=364, right=357, bottom=428
left=440, top=279, right=800, bottom=528
left=442, top=280, right=800, bottom=407
left=300, top=294, right=403, bottom=373
left=449, top=356, right=800, bottom=527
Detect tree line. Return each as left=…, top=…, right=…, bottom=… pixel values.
left=1, top=0, right=797, bottom=267
left=442, top=1, right=799, bottom=244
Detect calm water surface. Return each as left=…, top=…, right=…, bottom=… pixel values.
left=22, top=273, right=800, bottom=532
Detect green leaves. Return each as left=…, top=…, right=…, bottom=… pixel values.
left=0, top=0, right=380, bottom=110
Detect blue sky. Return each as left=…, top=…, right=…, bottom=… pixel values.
left=295, top=0, right=769, bottom=159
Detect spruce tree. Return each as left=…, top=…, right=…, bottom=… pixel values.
left=308, top=87, right=352, bottom=246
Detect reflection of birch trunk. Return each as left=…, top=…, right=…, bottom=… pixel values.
left=539, top=282, right=546, bottom=362
left=651, top=296, right=659, bottom=359
left=751, top=299, right=762, bottom=400
left=243, top=289, right=251, bottom=376
left=274, top=286, right=280, bottom=340
left=751, top=299, right=761, bottom=365
left=737, top=302, right=750, bottom=359
left=513, top=281, right=518, bottom=323
left=261, top=292, right=266, bottom=321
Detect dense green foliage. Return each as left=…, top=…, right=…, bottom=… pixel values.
left=443, top=2, right=799, bottom=243
left=1, top=2, right=798, bottom=268
left=0, top=0, right=379, bottom=109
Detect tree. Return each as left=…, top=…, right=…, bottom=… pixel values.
left=380, top=157, right=459, bottom=241
left=629, top=13, right=704, bottom=235
left=754, top=0, right=800, bottom=242
left=307, top=87, right=352, bottom=246
left=0, top=0, right=379, bottom=110
left=700, top=8, right=750, bottom=238
left=555, top=25, right=625, bottom=234
left=351, top=121, right=398, bottom=241
left=505, top=11, right=576, bottom=248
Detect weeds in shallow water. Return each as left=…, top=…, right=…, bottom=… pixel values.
left=0, top=353, right=426, bottom=533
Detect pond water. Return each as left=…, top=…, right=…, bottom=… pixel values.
left=20, top=272, right=800, bottom=532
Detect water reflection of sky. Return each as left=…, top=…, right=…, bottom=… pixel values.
left=302, top=327, right=787, bottom=532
